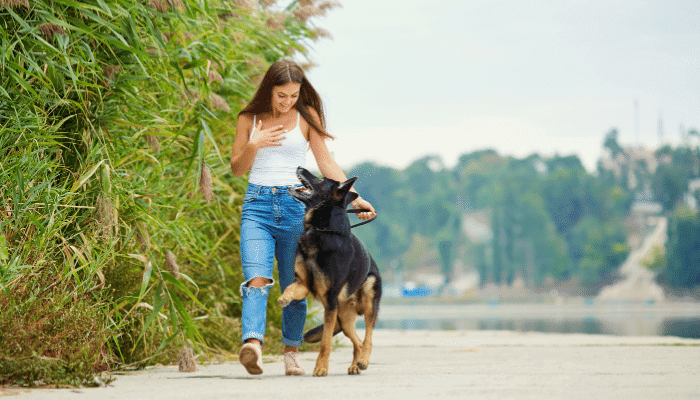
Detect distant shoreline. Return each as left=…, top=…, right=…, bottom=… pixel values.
left=381, top=295, right=700, bottom=306
left=372, top=301, right=700, bottom=339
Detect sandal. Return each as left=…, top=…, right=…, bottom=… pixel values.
left=284, top=351, right=305, bottom=376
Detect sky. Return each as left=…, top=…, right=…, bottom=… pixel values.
left=301, top=0, right=700, bottom=172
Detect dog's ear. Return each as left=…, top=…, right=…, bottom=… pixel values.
left=334, top=176, right=358, bottom=202
left=347, top=191, right=359, bottom=204
left=337, top=176, right=357, bottom=193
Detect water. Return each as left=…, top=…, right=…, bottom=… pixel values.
left=367, top=302, right=700, bottom=339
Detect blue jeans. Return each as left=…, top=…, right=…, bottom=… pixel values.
left=239, top=183, right=307, bottom=347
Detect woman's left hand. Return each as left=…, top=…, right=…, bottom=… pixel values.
left=351, top=197, right=376, bottom=220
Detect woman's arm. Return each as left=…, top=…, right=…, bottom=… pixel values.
left=306, top=108, right=377, bottom=219
left=230, top=114, right=287, bottom=176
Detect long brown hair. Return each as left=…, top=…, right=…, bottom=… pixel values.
left=239, top=59, right=333, bottom=139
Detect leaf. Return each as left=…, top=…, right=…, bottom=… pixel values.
left=169, top=292, right=202, bottom=350
left=101, top=164, right=111, bottom=193
left=49, top=115, right=77, bottom=132
left=127, top=253, right=149, bottom=264
left=200, top=118, right=223, bottom=164
left=6, top=62, right=39, bottom=97
left=185, top=131, right=205, bottom=178
left=139, top=261, right=153, bottom=300
left=182, top=59, right=208, bottom=70
left=156, top=331, right=181, bottom=353
left=177, top=272, right=198, bottom=291
left=162, top=272, right=204, bottom=308
left=0, top=234, right=8, bottom=262
left=95, top=0, right=113, bottom=17
left=136, top=283, right=167, bottom=342
left=71, top=160, right=105, bottom=192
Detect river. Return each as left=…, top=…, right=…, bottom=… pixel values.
left=368, top=301, right=700, bottom=339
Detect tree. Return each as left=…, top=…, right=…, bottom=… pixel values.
left=660, top=207, right=700, bottom=288
left=543, top=166, right=585, bottom=235
left=652, top=164, right=689, bottom=211
left=603, top=128, right=625, bottom=158
left=569, top=216, right=629, bottom=285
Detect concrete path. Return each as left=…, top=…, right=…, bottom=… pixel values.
left=597, top=216, right=667, bottom=302
left=4, top=329, right=700, bottom=400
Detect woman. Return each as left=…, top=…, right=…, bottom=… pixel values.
left=230, top=59, right=376, bottom=376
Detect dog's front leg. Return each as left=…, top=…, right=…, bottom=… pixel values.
left=313, top=307, right=338, bottom=377
left=278, top=282, right=309, bottom=308
left=278, top=256, right=310, bottom=308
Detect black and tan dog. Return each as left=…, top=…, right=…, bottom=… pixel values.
left=278, top=167, right=382, bottom=377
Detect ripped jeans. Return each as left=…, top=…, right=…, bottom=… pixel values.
left=239, top=183, right=307, bottom=347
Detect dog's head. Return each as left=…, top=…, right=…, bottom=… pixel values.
left=289, top=167, right=358, bottom=211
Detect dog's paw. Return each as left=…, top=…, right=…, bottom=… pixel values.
left=356, top=361, right=368, bottom=370
left=277, top=296, right=292, bottom=308
left=312, top=366, right=328, bottom=377
left=348, top=364, right=362, bottom=375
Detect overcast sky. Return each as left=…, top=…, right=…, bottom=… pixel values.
left=301, top=0, right=700, bottom=172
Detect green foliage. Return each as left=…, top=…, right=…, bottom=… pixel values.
left=0, top=356, right=109, bottom=388
left=651, top=144, right=699, bottom=212
left=603, top=128, right=624, bottom=158
left=0, top=268, right=112, bottom=386
left=652, top=163, right=690, bottom=211
left=1, top=0, right=337, bottom=386
left=569, top=216, right=629, bottom=284
left=350, top=149, right=632, bottom=288
left=660, top=207, right=700, bottom=288
left=349, top=162, right=413, bottom=263
left=643, top=245, right=666, bottom=272
left=649, top=142, right=700, bottom=289
left=598, top=134, right=700, bottom=289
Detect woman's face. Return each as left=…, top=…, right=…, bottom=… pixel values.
left=271, top=81, right=301, bottom=115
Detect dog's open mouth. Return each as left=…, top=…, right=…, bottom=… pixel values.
left=292, top=169, right=314, bottom=198
left=294, top=186, right=312, bottom=195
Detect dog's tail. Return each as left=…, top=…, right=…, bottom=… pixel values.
left=303, top=320, right=342, bottom=343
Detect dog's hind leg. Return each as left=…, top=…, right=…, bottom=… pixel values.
left=313, top=307, right=338, bottom=377
left=357, top=310, right=376, bottom=370
left=338, top=303, right=363, bottom=375
left=357, top=276, right=379, bottom=370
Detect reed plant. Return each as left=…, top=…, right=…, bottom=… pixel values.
left=1, top=0, right=337, bottom=386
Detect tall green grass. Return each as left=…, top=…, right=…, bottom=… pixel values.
left=1, top=0, right=337, bottom=386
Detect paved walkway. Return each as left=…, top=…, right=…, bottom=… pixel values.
left=4, top=329, right=700, bottom=400
left=598, top=216, right=667, bottom=302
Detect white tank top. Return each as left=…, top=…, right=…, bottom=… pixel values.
left=248, top=112, right=308, bottom=186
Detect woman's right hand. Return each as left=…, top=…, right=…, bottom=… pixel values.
left=249, top=119, right=287, bottom=149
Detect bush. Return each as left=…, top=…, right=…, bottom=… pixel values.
left=0, top=268, right=112, bottom=386
left=1, top=0, right=338, bottom=385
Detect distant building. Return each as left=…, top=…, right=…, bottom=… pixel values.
left=601, top=144, right=666, bottom=214
left=685, top=178, right=700, bottom=211
left=601, top=145, right=659, bottom=190
left=462, top=210, right=493, bottom=243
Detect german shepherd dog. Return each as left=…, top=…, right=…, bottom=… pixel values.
left=278, top=167, right=382, bottom=377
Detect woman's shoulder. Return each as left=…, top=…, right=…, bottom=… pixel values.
left=237, top=113, right=260, bottom=130
left=238, top=112, right=255, bottom=123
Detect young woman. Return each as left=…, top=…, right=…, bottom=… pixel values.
left=230, top=59, right=376, bottom=375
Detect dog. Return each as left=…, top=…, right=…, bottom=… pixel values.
left=278, top=167, right=382, bottom=377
